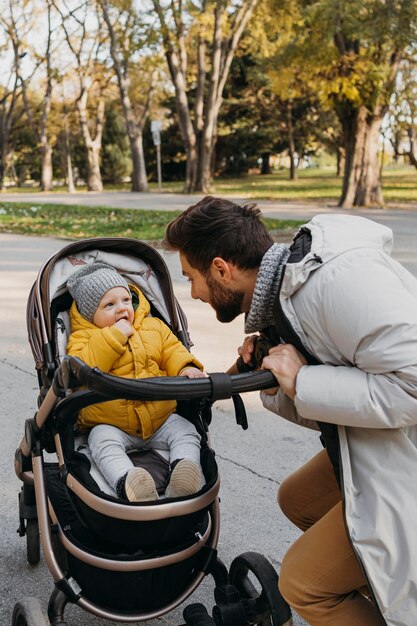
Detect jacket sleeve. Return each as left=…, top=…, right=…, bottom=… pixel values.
left=155, top=320, right=204, bottom=375
left=66, top=326, right=128, bottom=373
left=294, top=256, right=417, bottom=428
left=261, top=389, right=320, bottom=431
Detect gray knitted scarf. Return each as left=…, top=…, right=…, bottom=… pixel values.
left=245, top=243, right=291, bottom=333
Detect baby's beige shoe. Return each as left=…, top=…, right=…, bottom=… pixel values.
left=165, top=460, right=202, bottom=498
left=124, top=467, right=158, bottom=502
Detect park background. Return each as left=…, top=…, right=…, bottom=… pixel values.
left=1, top=2, right=417, bottom=626
left=0, top=0, right=417, bottom=230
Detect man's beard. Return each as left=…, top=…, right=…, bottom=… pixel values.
left=206, top=274, right=244, bottom=323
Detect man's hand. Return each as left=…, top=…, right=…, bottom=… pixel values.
left=181, top=367, right=207, bottom=378
left=113, top=319, right=134, bottom=338
left=227, top=335, right=259, bottom=374
left=237, top=334, right=259, bottom=367
left=261, top=344, right=307, bottom=399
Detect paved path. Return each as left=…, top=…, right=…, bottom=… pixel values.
left=1, top=190, right=327, bottom=212
left=1, top=197, right=416, bottom=626
left=3, top=188, right=417, bottom=213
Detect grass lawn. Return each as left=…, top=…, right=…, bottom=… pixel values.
left=212, top=166, right=417, bottom=204
left=4, top=166, right=417, bottom=205
left=0, top=202, right=303, bottom=240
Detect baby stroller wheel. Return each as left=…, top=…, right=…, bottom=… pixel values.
left=12, top=597, right=50, bottom=626
left=26, top=519, right=40, bottom=565
left=229, top=552, right=292, bottom=626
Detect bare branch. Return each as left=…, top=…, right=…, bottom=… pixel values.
left=216, top=0, right=258, bottom=110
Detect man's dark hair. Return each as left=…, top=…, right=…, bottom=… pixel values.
left=163, top=196, right=274, bottom=273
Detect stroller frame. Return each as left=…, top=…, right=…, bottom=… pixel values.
left=14, top=237, right=292, bottom=626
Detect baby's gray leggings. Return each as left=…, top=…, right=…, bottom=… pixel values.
left=88, top=413, right=201, bottom=491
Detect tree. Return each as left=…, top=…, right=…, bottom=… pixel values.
left=152, top=0, right=258, bottom=193
left=267, top=0, right=417, bottom=207
left=101, top=102, right=132, bottom=183
left=61, top=92, right=76, bottom=192
left=100, top=0, right=158, bottom=192
left=388, top=53, right=417, bottom=169
left=3, top=0, right=58, bottom=191
left=0, top=68, right=23, bottom=189
left=215, top=41, right=338, bottom=180
left=54, top=0, right=111, bottom=192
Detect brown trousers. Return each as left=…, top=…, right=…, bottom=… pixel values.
left=278, top=450, right=386, bottom=626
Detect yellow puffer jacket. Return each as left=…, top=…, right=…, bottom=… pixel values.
left=67, top=285, right=203, bottom=438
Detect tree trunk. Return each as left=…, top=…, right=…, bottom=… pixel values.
left=64, top=112, right=75, bottom=193
left=391, top=131, right=401, bottom=163
left=77, top=91, right=104, bottom=192
left=286, top=101, right=297, bottom=180
left=0, top=140, right=8, bottom=190
left=336, top=146, right=345, bottom=177
left=0, top=90, right=18, bottom=190
left=67, top=151, right=75, bottom=193
left=100, top=1, right=149, bottom=193
left=130, top=133, right=148, bottom=192
left=40, top=143, right=53, bottom=191
left=261, top=152, right=271, bottom=175
left=195, top=1, right=223, bottom=193
left=152, top=0, right=257, bottom=194
left=182, top=139, right=198, bottom=193
left=64, top=125, right=75, bottom=193
left=210, top=131, right=217, bottom=177
left=197, top=136, right=214, bottom=193
left=338, top=105, right=384, bottom=208
left=196, top=89, right=221, bottom=192
left=0, top=156, right=4, bottom=191
left=196, top=130, right=218, bottom=191
left=406, top=127, right=417, bottom=169
left=86, top=145, right=103, bottom=192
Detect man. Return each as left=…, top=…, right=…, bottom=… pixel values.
left=163, top=195, right=417, bottom=626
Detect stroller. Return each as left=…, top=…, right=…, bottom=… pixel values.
left=14, top=237, right=292, bottom=626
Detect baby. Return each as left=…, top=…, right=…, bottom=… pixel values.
left=66, top=262, right=205, bottom=502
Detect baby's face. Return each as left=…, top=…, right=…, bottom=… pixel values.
left=93, top=287, right=134, bottom=328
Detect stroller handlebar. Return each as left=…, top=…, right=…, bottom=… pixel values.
left=59, top=355, right=278, bottom=402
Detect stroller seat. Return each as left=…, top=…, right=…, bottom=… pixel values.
left=49, top=246, right=209, bottom=500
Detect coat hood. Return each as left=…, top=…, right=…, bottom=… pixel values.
left=282, top=214, right=394, bottom=298
left=306, top=213, right=393, bottom=260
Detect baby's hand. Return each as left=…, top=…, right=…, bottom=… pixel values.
left=114, top=319, right=134, bottom=338
left=181, top=367, right=207, bottom=379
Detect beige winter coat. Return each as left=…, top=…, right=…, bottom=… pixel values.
left=262, top=214, right=417, bottom=625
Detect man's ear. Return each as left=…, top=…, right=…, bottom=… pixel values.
left=211, top=257, right=233, bottom=283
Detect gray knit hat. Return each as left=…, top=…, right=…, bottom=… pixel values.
left=67, top=262, right=130, bottom=322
